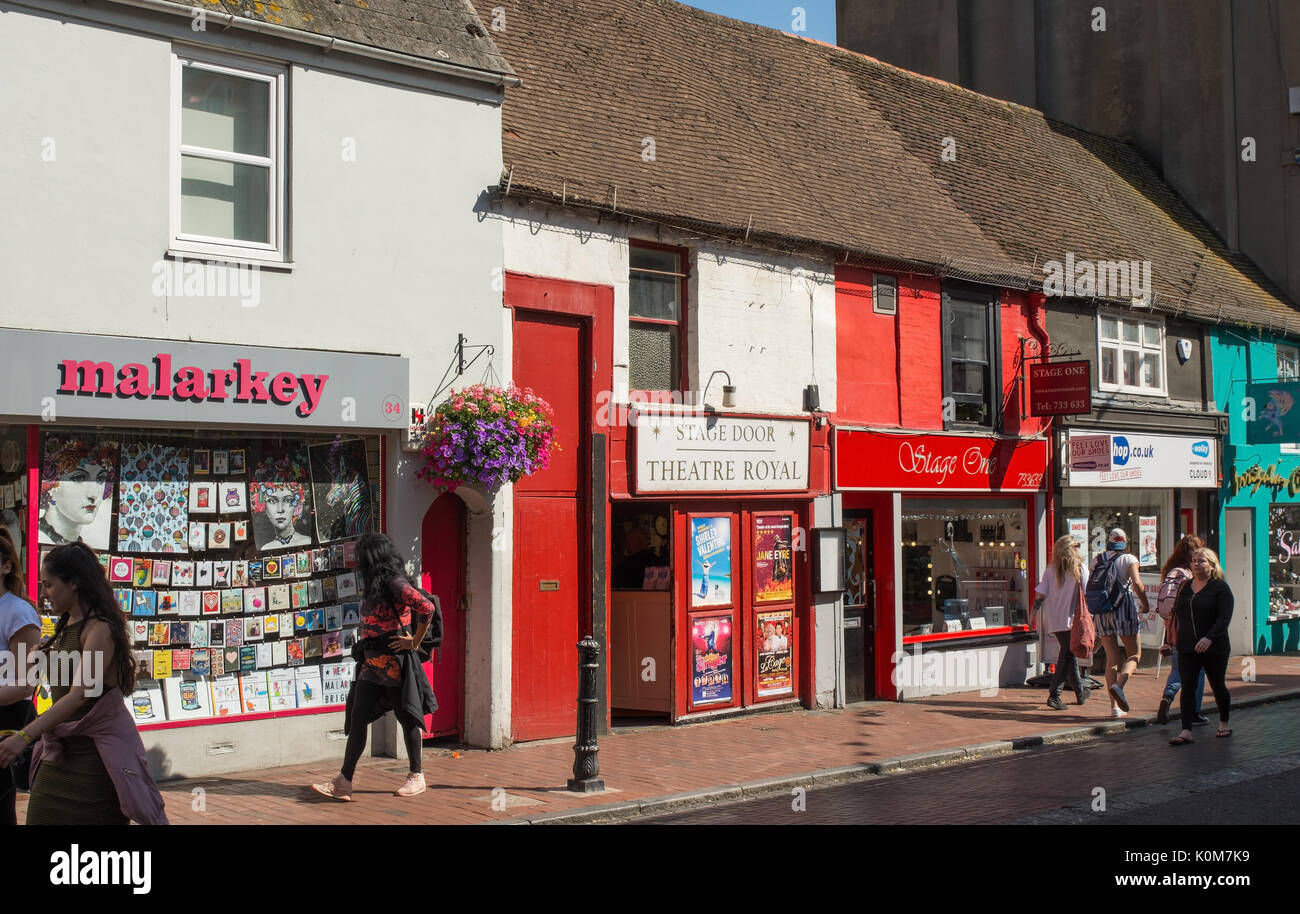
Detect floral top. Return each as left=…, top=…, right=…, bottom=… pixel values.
left=359, top=577, right=435, bottom=686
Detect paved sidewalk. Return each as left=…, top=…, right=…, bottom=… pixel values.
left=16, top=655, right=1300, bottom=825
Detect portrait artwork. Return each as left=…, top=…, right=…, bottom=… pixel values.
left=38, top=435, right=118, bottom=551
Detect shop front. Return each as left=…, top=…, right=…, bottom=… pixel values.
left=1222, top=459, right=1300, bottom=655
left=607, top=410, right=824, bottom=723
left=1060, top=427, right=1222, bottom=653
left=834, top=428, right=1049, bottom=700
left=0, top=328, right=411, bottom=776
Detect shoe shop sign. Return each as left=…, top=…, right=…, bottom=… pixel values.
left=0, top=328, right=408, bottom=430
left=1066, top=429, right=1216, bottom=488
left=633, top=412, right=810, bottom=493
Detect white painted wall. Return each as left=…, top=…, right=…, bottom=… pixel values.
left=498, top=202, right=837, bottom=413
left=0, top=2, right=514, bottom=756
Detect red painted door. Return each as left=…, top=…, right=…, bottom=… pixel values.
left=420, top=493, right=466, bottom=738
left=512, top=309, right=587, bottom=741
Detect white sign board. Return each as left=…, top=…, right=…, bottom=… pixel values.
left=1067, top=430, right=1216, bottom=488
left=634, top=413, right=809, bottom=493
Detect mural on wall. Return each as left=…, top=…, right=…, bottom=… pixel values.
left=249, top=445, right=314, bottom=551
left=38, top=435, right=118, bottom=550
left=308, top=438, right=374, bottom=544
left=1246, top=381, right=1300, bottom=444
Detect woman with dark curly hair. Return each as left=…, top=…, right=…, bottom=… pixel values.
left=313, top=533, right=436, bottom=801
left=0, top=543, right=167, bottom=824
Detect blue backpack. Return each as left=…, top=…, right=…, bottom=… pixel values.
left=1085, top=552, right=1130, bottom=616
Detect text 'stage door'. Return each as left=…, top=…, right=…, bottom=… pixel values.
left=512, top=309, right=587, bottom=741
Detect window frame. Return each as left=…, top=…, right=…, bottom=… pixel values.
left=1278, top=344, right=1300, bottom=453
left=872, top=273, right=898, bottom=315
left=1096, top=312, right=1166, bottom=396
left=169, top=46, right=289, bottom=264
left=627, top=239, right=689, bottom=397
left=940, top=284, right=1000, bottom=431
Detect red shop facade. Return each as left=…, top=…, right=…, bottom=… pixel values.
left=834, top=427, right=1050, bottom=701
left=606, top=409, right=830, bottom=723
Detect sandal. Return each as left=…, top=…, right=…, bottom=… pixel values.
left=1216, top=729, right=1233, bottom=738
left=1169, top=735, right=1194, bottom=745
left=311, top=776, right=354, bottom=801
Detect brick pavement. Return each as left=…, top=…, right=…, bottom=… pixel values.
left=15, top=654, right=1300, bottom=825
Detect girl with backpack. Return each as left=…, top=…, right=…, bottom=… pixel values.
left=1154, top=535, right=1206, bottom=726
left=1087, top=528, right=1151, bottom=718
left=1032, top=535, right=1090, bottom=709
left=312, top=533, right=437, bottom=801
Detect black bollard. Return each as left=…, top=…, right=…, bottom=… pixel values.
left=568, top=634, right=606, bottom=792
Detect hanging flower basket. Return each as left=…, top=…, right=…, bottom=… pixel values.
left=414, top=384, right=557, bottom=495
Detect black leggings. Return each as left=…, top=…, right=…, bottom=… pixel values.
left=341, top=680, right=423, bottom=780
left=1, top=780, right=14, bottom=826
left=1178, top=651, right=1230, bottom=730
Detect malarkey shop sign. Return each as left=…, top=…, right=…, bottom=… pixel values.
left=633, top=412, right=810, bottom=493
left=1232, top=461, right=1300, bottom=499
left=0, top=328, right=408, bottom=430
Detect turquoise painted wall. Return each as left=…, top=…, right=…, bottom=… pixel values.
left=1212, top=328, right=1300, bottom=654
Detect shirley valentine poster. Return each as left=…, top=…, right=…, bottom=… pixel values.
left=690, top=516, right=732, bottom=607
left=690, top=613, right=733, bottom=706
left=753, top=513, right=794, bottom=603
left=756, top=609, right=794, bottom=698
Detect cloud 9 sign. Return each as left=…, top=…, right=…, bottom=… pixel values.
left=0, top=328, right=408, bottom=430
left=835, top=430, right=1047, bottom=492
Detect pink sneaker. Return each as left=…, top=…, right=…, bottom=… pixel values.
left=395, top=772, right=426, bottom=797
left=311, top=774, right=353, bottom=802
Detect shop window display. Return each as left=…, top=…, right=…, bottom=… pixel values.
left=1061, top=489, right=1166, bottom=570
left=901, top=498, right=1030, bottom=637
left=1269, top=505, right=1300, bottom=621
left=32, top=427, right=381, bottom=726
left=611, top=506, right=671, bottom=590
left=0, top=428, right=29, bottom=570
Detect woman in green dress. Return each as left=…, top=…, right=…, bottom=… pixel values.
left=0, top=542, right=140, bottom=823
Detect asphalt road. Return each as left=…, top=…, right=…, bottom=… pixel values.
left=646, top=700, right=1300, bottom=825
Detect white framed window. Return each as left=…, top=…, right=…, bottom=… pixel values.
left=170, top=48, right=287, bottom=262
left=873, top=273, right=897, bottom=315
left=1098, top=313, right=1165, bottom=395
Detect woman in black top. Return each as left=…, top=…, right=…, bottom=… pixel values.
left=1169, top=548, right=1234, bottom=745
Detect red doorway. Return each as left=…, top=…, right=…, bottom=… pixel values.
left=511, top=309, right=588, bottom=741
left=420, top=492, right=466, bottom=738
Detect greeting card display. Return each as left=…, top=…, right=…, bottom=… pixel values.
left=113, top=588, right=131, bottom=615
left=131, top=558, right=152, bottom=588
left=168, top=622, right=188, bottom=644
left=238, top=645, right=257, bottom=672
left=132, top=620, right=148, bottom=645
left=269, top=584, right=291, bottom=611
left=278, top=612, right=294, bottom=635
left=152, top=650, right=172, bottom=679
left=262, top=557, right=281, bottom=579
left=295, top=552, right=311, bottom=576
left=157, top=591, right=178, bottom=615
left=336, top=572, right=358, bottom=599
left=287, top=639, right=304, bottom=666
left=220, top=481, right=247, bottom=513
left=255, top=642, right=273, bottom=669
left=151, top=560, right=173, bottom=587
left=189, top=621, right=209, bottom=648
left=343, top=540, right=358, bottom=566
left=322, top=576, right=338, bottom=603
left=209, top=649, right=225, bottom=677
left=305, top=635, right=323, bottom=660
left=179, top=591, right=201, bottom=617
left=341, top=628, right=358, bottom=653
left=243, top=616, right=263, bottom=642
left=173, top=561, right=195, bottom=587
left=271, top=639, right=288, bottom=666
left=125, top=681, right=167, bottom=723
left=247, top=559, right=262, bottom=582
left=188, top=482, right=217, bottom=514
left=200, top=590, right=220, bottom=615
left=268, top=671, right=296, bottom=710
left=190, top=649, right=211, bottom=677
left=172, top=648, right=192, bottom=671
left=196, top=561, right=213, bottom=587
left=225, top=618, right=243, bottom=647
left=163, top=675, right=212, bottom=721
left=229, top=449, right=246, bottom=474
left=109, top=556, right=133, bottom=583
left=234, top=520, right=248, bottom=542
left=221, top=590, right=243, bottom=615
left=147, top=622, right=170, bottom=646
left=342, top=603, right=361, bottom=627
left=208, top=523, right=231, bottom=551
left=213, top=561, right=231, bottom=587
left=294, top=665, right=322, bottom=708
left=322, top=631, right=342, bottom=658
left=188, top=522, right=207, bottom=551
left=239, top=672, right=269, bottom=712
left=192, top=449, right=211, bottom=476
left=212, top=450, right=229, bottom=475
left=324, top=605, right=343, bottom=632
left=290, top=582, right=309, bottom=609
left=263, top=613, right=279, bottom=636
left=231, top=561, right=250, bottom=587
left=210, top=674, right=241, bottom=717
left=209, top=620, right=225, bottom=646
left=133, top=590, right=158, bottom=617
left=307, top=579, right=324, bottom=605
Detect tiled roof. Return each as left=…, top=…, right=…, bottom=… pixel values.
left=493, top=0, right=1296, bottom=331
left=144, top=0, right=514, bottom=79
